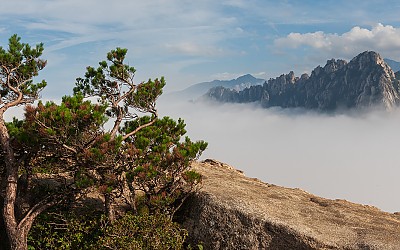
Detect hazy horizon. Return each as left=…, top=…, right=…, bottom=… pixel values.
left=4, top=77, right=400, bottom=213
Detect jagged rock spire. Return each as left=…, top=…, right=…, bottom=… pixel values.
left=206, top=51, right=400, bottom=111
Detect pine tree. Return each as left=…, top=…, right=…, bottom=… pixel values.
left=0, top=36, right=207, bottom=250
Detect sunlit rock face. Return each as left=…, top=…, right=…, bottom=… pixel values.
left=206, top=51, right=400, bottom=111
left=176, top=160, right=400, bottom=250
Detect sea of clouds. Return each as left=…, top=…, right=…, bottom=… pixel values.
left=5, top=94, right=400, bottom=213
left=158, top=96, right=400, bottom=213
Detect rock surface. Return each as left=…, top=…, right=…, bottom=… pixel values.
left=177, top=159, right=400, bottom=249
left=206, top=51, right=400, bottom=111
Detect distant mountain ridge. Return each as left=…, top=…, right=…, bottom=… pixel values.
left=205, top=51, right=400, bottom=111
left=167, top=74, right=265, bottom=101
left=384, top=58, right=400, bottom=72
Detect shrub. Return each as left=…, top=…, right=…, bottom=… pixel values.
left=28, top=209, right=187, bottom=250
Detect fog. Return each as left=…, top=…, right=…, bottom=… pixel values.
left=4, top=95, right=400, bottom=213
left=158, top=96, right=400, bottom=213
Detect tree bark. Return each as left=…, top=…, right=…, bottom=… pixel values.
left=105, top=193, right=115, bottom=222
left=0, top=115, right=50, bottom=250
left=0, top=116, right=21, bottom=250
left=0, top=164, right=10, bottom=250
left=123, top=174, right=136, bottom=213
left=0, top=196, right=10, bottom=250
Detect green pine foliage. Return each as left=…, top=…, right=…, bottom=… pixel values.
left=0, top=34, right=47, bottom=103
left=0, top=35, right=207, bottom=249
left=124, top=116, right=207, bottom=214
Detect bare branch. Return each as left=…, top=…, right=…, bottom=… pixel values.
left=62, top=144, right=77, bottom=154
left=122, top=112, right=158, bottom=141
left=18, top=193, right=63, bottom=232
left=34, top=118, right=79, bottom=154
left=3, top=75, right=23, bottom=110
left=110, top=107, right=123, bottom=139
left=116, top=86, right=135, bottom=104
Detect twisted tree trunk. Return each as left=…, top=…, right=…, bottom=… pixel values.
left=0, top=117, right=21, bottom=249
left=0, top=117, right=54, bottom=250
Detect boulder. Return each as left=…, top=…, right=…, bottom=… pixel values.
left=177, top=159, right=400, bottom=249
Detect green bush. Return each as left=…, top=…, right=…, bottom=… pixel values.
left=97, top=213, right=187, bottom=250
left=28, top=208, right=102, bottom=250
left=28, top=209, right=187, bottom=250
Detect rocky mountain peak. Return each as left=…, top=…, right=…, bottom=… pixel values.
left=236, top=73, right=256, bottom=82
left=168, top=74, right=265, bottom=101
left=205, top=51, right=400, bottom=111
left=300, top=73, right=310, bottom=80
left=354, top=50, right=383, bottom=65
left=323, top=58, right=347, bottom=73
left=310, top=65, right=323, bottom=77
left=287, top=71, right=296, bottom=83
left=351, top=51, right=393, bottom=76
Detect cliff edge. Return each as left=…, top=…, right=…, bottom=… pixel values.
left=177, top=159, right=400, bottom=249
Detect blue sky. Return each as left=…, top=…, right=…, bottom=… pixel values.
left=3, top=1, right=400, bottom=212
left=2, top=0, right=400, bottom=98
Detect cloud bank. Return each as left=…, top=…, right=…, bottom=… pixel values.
left=4, top=82, right=400, bottom=213
left=274, top=23, right=400, bottom=61
left=159, top=96, right=400, bottom=213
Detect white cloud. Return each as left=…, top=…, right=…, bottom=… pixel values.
left=159, top=97, right=400, bottom=213
left=0, top=1, right=231, bottom=54
left=165, top=42, right=226, bottom=57
left=3, top=1, right=400, bottom=97
left=0, top=0, right=242, bottom=94
left=274, top=23, right=400, bottom=60
left=253, top=71, right=268, bottom=78
left=278, top=31, right=331, bottom=49
left=25, top=20, right=97, bottom=36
